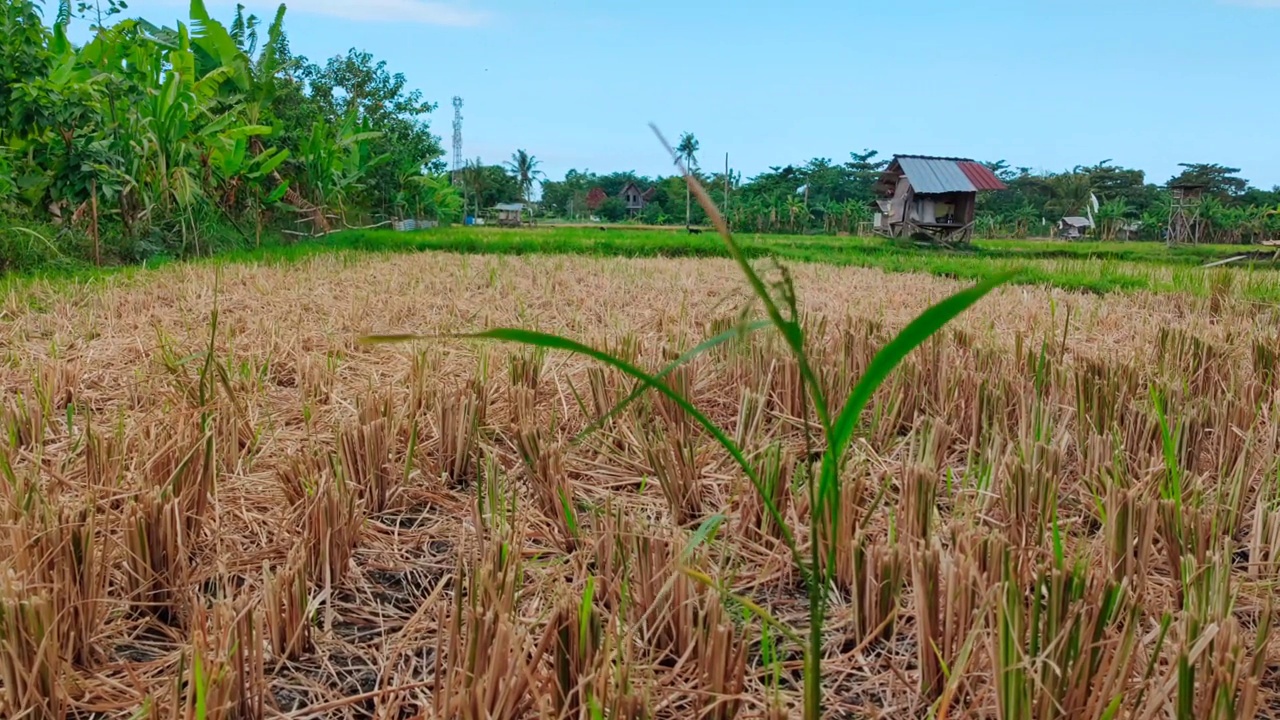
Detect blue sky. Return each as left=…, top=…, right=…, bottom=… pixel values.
left=82, top=0, right=1279, bottom=187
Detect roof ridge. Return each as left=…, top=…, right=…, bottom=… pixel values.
left=894, top=153, right=979, bottom=163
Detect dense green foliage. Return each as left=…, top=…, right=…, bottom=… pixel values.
left=977, top=161, right=1280, bottom=243
left=456, top=158, right=521, bottom=218
left=0, top=0, right=461, bottom=272
left=540, top=144, right=1280, bottom=244
left=3, top=0, right=1276, bottom=277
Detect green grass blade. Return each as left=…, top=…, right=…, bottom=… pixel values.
left=681, top=566, right=802, bottom=647
left=580, top=575, right=595, bottom=650
left=573, top=319, right=773, bottom=443
left=1150, top=386, right=1183, bottom=508
left=364, top=327, right=806, bottom=578
left=828, top=273, right=1013, bottom=459
left=816, top=272, right=1012, bottom=577
left=558, top=487, right=580, bottom=540
left=1051, top=507, right=1065, bottom=569
left=650, top=124, right=832, bottom=434
left=193, top=649, right=207, bottom=719
left=682, top=513, right=725, bottom=562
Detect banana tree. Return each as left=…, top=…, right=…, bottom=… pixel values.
left=976, top=212, right=1001, bottom=239
left=1239, top=205, right=1269, bottom=244
left=133, top=24, right=233, bottom=212
left=206, top=124, right=290, bottom=241
left=819, top=201, right=841, bottom=233
left=0, top=150, right=14, bottom=209
left=298, top=111, right=387, bottom=221
left=1094, top=198, right=1132, bottom=241
left=460, top=158, right=490, bottom=219
left=195, top=0, right=290, bottom=127
left=842, top=199, right=871, bottom=234
left=1197, top=197, right=1230, bottom=243
left=1264, top=206, right=1280, bottom=243
left=392, top=156, right=455, bottom=221
left=766, top=196, right=785, bottom=233
left=147, top=2, right=292, bottom=181
left=1009, top=203, right=1039, bottom=238
left=409, top=173, right=463, bottom=223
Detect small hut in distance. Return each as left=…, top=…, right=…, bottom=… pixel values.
left=1057, top=216, right=1094, bottom=240
left=494, top=202, right=526, bottom=227
left=872, top=155, right=1007, bottom=243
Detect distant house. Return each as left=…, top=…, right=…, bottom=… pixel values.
left=494, top=202, right=526, bottom=227
left=618, top=182, right=656, bottom=214
left=1058, top=216, right=1093, bottom=240
left=586, top=188, right=607, bottom=211
left=871, top=155, right=1007, bottom=243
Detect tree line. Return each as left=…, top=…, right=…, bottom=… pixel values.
left=4, top=0, right=1277, bottom=277
left=539, top=141, right=1280, bottom=243
left=0, top=0, right=463, bottom=271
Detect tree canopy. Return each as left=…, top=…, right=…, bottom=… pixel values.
left=2, top=0, right=1278, bottom=270
left=0, top=0, right=461, bottom=270
left=539, top=151, right=1279, bottom=242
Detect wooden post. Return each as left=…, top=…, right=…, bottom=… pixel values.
left=724, top=152, right=730, bottom=227
left=90, top=178, right=100, bottom=266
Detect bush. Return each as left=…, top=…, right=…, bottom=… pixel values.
left=640, top=203, right=664, bottom=225
left=0, top=222, right=84, bottom=273
left=598, top=197, right=627, bottom=223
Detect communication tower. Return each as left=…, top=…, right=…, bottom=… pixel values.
left=451, top=96, right=464, bottom=186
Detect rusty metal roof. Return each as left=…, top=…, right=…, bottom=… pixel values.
left=957, top=161, right=1007, bottom=191
left=893, top=155, right=1007, bottom=194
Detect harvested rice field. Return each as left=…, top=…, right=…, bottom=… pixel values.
left=3, top=251, right=1280, bottom=719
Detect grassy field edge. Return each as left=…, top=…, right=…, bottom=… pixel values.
left=4, top=225, right=1278, bottom=303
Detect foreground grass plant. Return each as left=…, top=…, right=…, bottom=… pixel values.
left=370, top=128, right=1010, bottom=717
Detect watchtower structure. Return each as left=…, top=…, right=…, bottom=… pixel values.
left=1167, top=181, right=1206, bottom=246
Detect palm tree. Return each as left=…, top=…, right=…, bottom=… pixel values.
left=676, top=132, right=699, bottom=226
left=505, top=149, right=543, bottom=204
left=1046, top=172, right=1095, bottom=219
left=462, top=158, right=489, bottom=218
left=785, top=195, right=811, bottom=233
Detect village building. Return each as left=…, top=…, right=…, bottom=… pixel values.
left=493, top=202, right=526, bottom=227
left=872, top=155, right=1007, bottom=243
left=1058, top=216, right=1094, bottom=240
left=618, top=182, right=658, bottom=215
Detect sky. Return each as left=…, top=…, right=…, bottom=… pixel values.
left=75, top=0, right=1280, bottom=188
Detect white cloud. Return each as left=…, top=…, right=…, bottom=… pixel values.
left=231, top=0, right=490, bottom=25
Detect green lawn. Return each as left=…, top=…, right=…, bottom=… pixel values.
left=5, top=225, right=1278, bottom=304
left=307, top=226, right=1280, bottom=302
